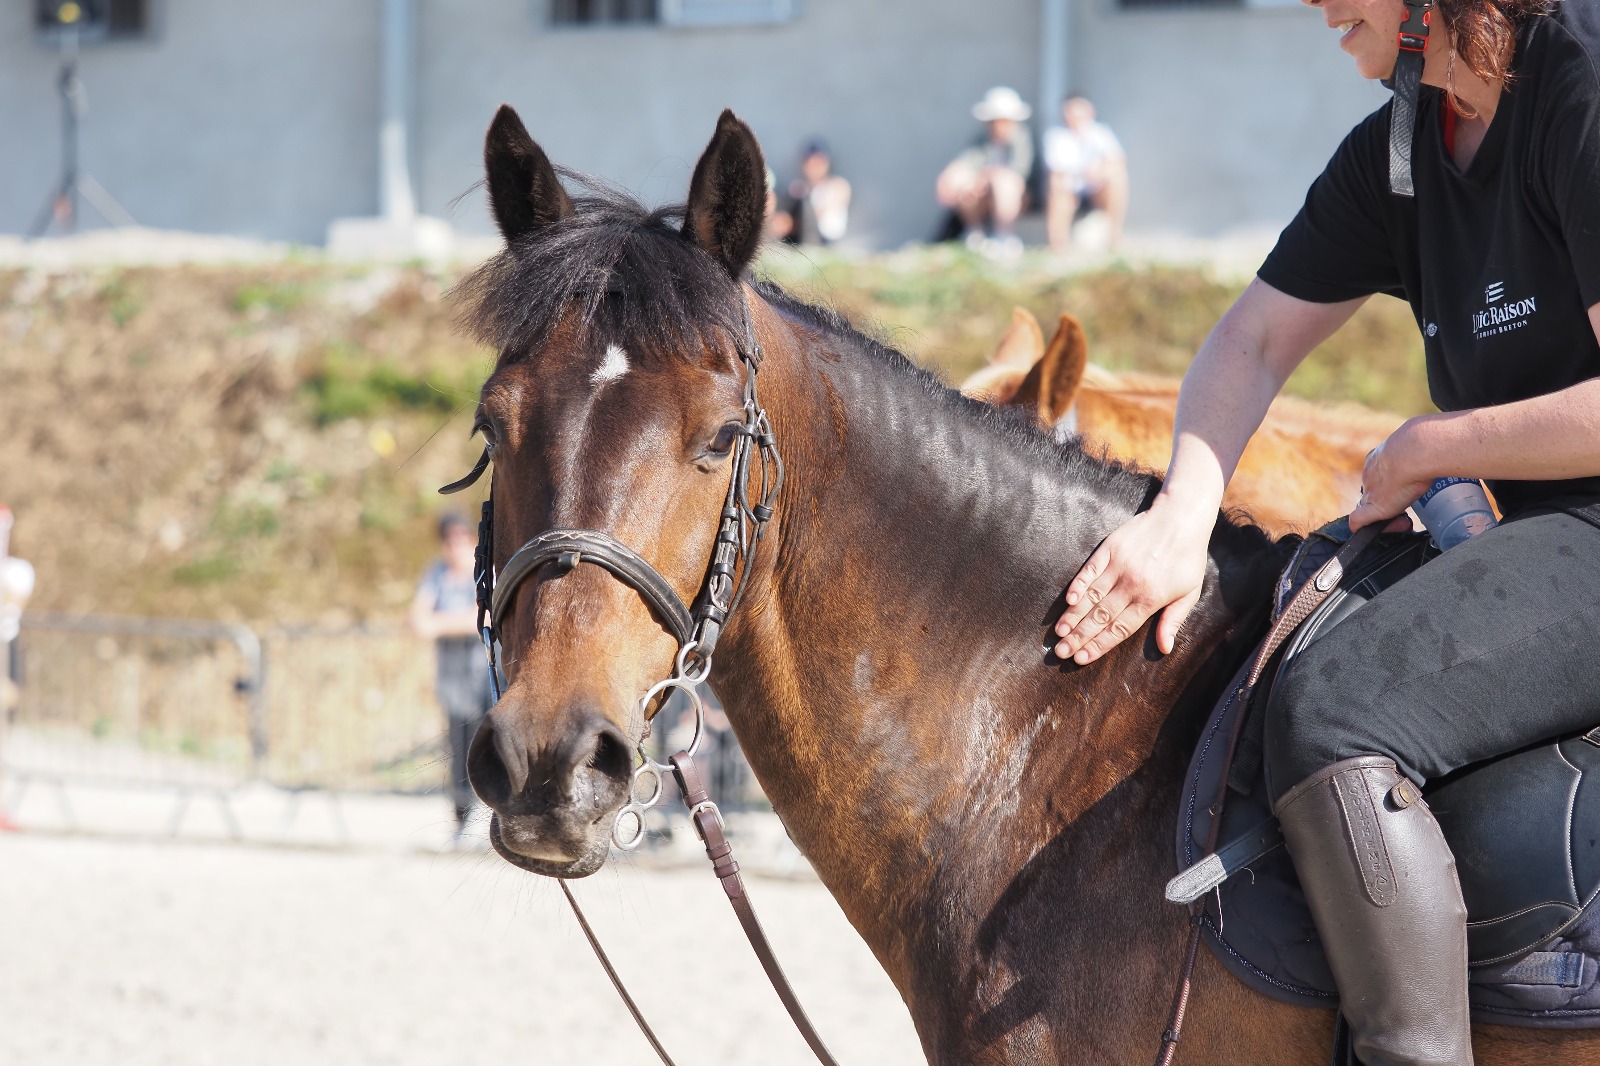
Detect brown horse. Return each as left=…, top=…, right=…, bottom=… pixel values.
left=961, top=308, right=1402, bottom=536
left=456, top=105, right=1594, bottom=1064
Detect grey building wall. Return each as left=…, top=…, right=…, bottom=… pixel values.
left=1072, top=0, right=1391, bottom=235
left=0, top=0, right=378, bottom=244
left=417, top=0, right=1043, bottom=246
left=0, top=0, right=1393, bottom=247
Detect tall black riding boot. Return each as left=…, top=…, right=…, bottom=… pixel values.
left=1275, top=756, right=1473, bottom=1066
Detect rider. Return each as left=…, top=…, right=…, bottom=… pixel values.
left=1054, top=0, right=1600, bottom=1060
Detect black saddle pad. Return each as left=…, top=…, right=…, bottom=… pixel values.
left=1177, top=527, right=1600, bottom=1028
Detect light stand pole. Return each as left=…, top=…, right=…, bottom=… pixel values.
left=28, top=21, right=135, bottom=238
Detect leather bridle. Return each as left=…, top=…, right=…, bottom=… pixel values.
left=439, top=301, right=781, bottom=763
left=440, top=296, right=838, bottom=1066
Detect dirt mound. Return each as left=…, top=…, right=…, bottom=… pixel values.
left=0, top=253, right=1424, bottom=624
left=1, top=264, right=488, bottom=622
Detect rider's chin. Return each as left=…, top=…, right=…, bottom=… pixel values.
left=491, top=813, right=614, bottom=877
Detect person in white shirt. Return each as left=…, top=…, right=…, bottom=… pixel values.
left=1043, top=94, right=1129, bottom=253
left=0, top=506, right=35, bottom=832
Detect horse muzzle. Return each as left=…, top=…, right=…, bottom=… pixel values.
left=469, top=707, right=635, bottom=877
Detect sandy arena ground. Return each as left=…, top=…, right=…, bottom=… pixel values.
left=0, top=831, right=924, bottom=1065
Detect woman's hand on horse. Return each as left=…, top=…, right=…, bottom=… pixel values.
left=1350, top=419, right=1435, bottom=533
left=1054, top=497, right=1214, bottom=665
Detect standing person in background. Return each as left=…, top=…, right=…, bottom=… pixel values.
left=0, top=506, right=36, bottom=833
left=781, top=140, right=852, bottom=246
left=1044, top=94, right=1129, bottom=253
left=409, top=512, right=492, bottom=843
left=936, top=86, right=1034, bottom=259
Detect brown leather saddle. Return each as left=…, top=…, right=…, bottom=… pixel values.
left=1174, top=521, right=1600, bottom=1027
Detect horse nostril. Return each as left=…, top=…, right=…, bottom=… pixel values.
left=587, top=726, right=633, bottom=788
left=467, top=717, right=512, bottom=809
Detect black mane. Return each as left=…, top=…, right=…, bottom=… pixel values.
left=453, top=170, right=748, bottom=367
left=454, top=174, right=1278, bottom=563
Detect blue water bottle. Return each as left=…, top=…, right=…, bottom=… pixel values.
left=1413, top=477, right=1498, bottom=551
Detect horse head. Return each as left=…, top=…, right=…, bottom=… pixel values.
left=960, top=307, right=1089, bottom=434
left=456, top=105, right=772, bottom=878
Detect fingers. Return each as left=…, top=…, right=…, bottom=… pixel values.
left=1156, top=587, right=1202, bottom=656
left=1063, top=544, right=1109, bottom=611
left=1054, top=581, right=1142, bottom=665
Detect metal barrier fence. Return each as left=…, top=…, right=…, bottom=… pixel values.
left=3, top=612, right=763, bottom=834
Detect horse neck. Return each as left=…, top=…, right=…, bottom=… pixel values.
left=710, top=301, right=1275, bottom=999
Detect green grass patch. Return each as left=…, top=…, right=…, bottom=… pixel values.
left=232, top=279, right=308, bottom=316
left=100, top=274, right=145, bottom=326
left=173, top=553, right=240, bottom=586
left=300, top=341, right=482, bottom=425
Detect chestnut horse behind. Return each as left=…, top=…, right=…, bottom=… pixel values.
left=961, top=308, right=1403, bottom=536
left=457, top=104, right=1594, bottom=1064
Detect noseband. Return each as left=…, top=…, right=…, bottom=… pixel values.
left=439, top=299, right=783, bottom=846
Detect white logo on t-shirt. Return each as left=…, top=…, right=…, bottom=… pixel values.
left=1472, top=281, right=1537, bottom=340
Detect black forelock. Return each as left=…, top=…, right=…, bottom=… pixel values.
left=452, top=168, right=748, bottom=367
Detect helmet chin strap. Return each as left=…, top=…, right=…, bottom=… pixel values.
left=1386, top=0, right=1435, bottom=197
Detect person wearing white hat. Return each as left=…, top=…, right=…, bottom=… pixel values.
left=936, top=86, right=1035, bottom=257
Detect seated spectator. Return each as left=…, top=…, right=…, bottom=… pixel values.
left=936, top=86, right=1034, bottom=258
left=780, top=140, right=852, bottom=246
left=1043, top=94, right=1128, bottom=253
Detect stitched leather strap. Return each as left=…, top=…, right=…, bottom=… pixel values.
left=1389, top=51, right=1425, bottom=197
left=1246, top=524, right=1381, bottom=688
left=491, top=529, right=696, bottom=646
left=670, top=752, right=843, bottom=1066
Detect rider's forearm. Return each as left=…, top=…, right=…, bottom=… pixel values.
left=1159, top=302, right=1285, bottom=514
left=1159, top=280, right=1366, bottom=516
left=1398, top=375, right=1600, bottom=484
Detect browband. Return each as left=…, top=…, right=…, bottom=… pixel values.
left=489, top=529, right=696, bottom=647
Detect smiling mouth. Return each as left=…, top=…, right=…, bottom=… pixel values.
left=1334, top=18, right=1364, bottom=42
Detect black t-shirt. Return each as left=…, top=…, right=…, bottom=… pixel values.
left=1259, top=0, right=1600, bottom=515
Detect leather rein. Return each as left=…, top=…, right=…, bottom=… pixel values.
left=440, top=301, right=841, bottom=1066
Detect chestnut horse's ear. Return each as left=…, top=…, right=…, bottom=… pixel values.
left=683, top=110, right=768, bottom=279
left=1013, top=314, right=1090, bottom=427
left=483, top=104, right=573, bottom=245
left=989, top=306, right=1046, bottom=368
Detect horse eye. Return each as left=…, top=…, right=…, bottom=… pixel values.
left=707, top=422, right=742, bottom=456
left=474, top=418, right=497, bottom=451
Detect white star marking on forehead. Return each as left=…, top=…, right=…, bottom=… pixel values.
left=591, top=344, right=630, bottom=386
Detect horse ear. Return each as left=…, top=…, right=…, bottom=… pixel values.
left=989, top=307, right=1045, bottom=368
left=1013, top=314, right=1090, bottom=427
left=683, top=110, right=768, bottom=279
left=483, top=104, right=573, bottom=245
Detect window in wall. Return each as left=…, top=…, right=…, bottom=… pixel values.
left=35, top=0, right=150, bottom=41
left=550, top=0, right=660, bottom=25
left=659, top=0, right=798, bottom=26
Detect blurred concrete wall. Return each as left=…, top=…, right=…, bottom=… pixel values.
left=0, top=0, right=378, bottom=244
left=0, top=0, right=1390, bottom=247
left=1072, top=0, right=1390, bottom=236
